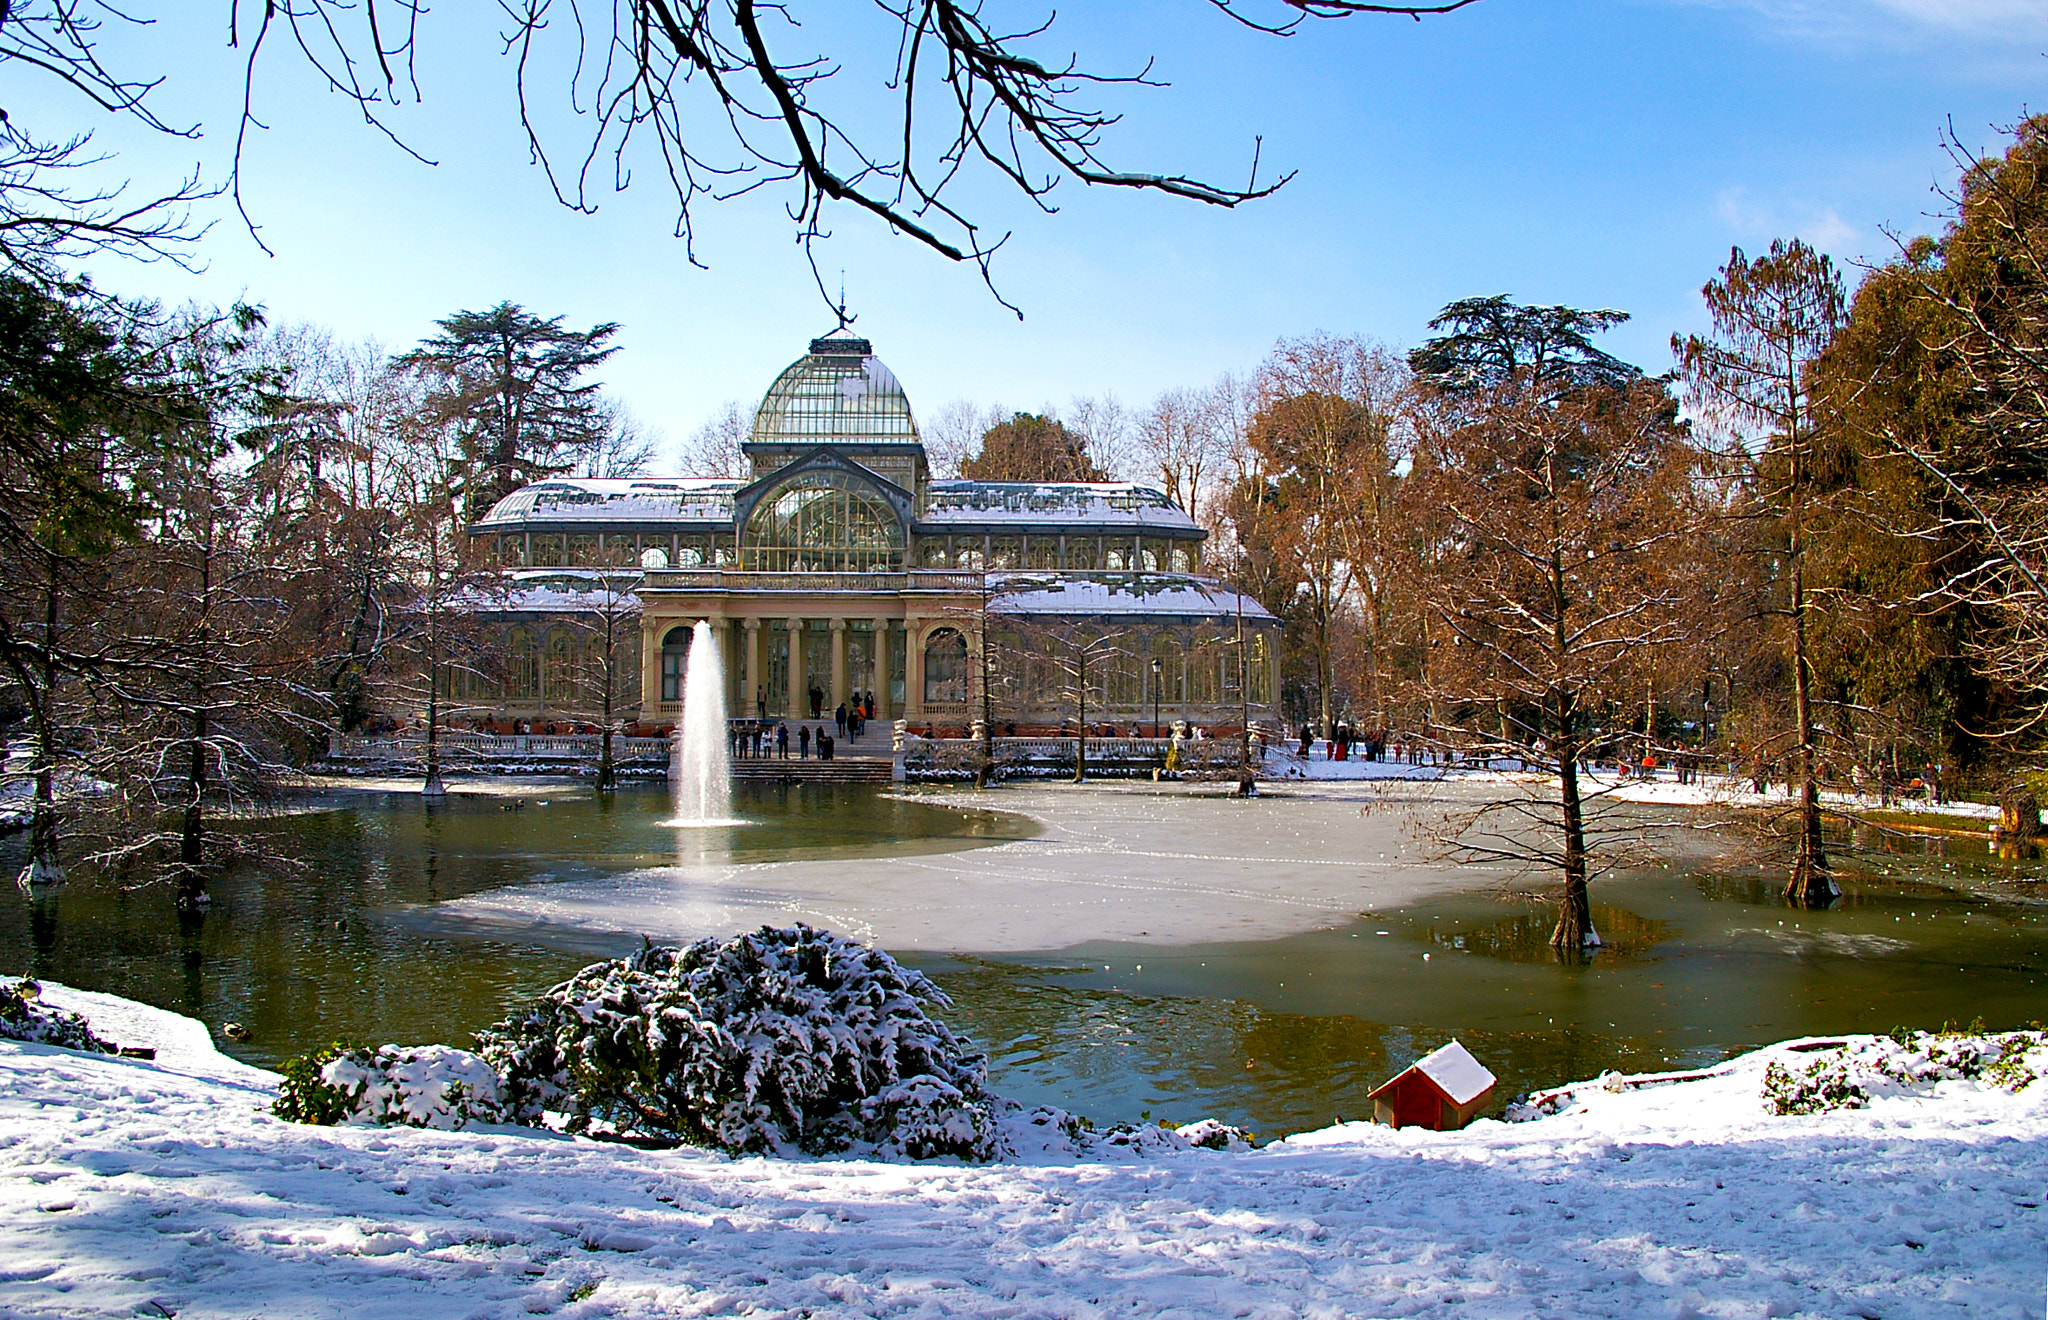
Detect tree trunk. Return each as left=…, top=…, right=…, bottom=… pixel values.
left=175, top=706, right=209, bottom=910
left=422, top=642, right=447, bottom=799
left=1550, top=725, right=1599, bottom=952
left=18, top=563, right=64, bottom=887
left=1785, top=530, right=1835, bottom=907
left=595, top=629, right=618, bottom=792
left=1074, top=647, right=1088, bottom=784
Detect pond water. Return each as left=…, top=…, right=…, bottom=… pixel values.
left=4, top=781, right=2045, bottom=1141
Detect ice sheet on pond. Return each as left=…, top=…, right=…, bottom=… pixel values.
left=432, top=780, right=1484, bottom=953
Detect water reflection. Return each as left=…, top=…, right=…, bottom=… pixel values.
left=6, top=783, right=2046, bottom=1139
left=0, top=782, right=1029, bottom=1066
left=1413, top=904, right=1671, bottom=964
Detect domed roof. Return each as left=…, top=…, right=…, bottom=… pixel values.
left=750, top=325, right=921, bottom=447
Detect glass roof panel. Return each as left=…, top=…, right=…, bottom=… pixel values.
left=751, top=340, right=922, bottom=447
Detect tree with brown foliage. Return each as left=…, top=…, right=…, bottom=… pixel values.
left=1408, top=375, right=1707, bottom=951
left=959, top=413, right=1109, bottom=483
left=1674, top=240, right=1847, bottom=907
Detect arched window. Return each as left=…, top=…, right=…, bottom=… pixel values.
left=923, top=628, right=968, bottom=704
left=741, top=470, right=904, bottom=572
left=1187, top=638, right=1220, bottom=704
left=1249, top=632, right=1272, bottom=705
left=1150, top=634, right=1185, bottom=708
left=543, top=629, right=577, bottom=704
left=507, top=628, right=539, bottom=700
left=1104, top=546, right=1126, bottom=571
left=661, top=626, right=692, bottom=702
left=1105, top=642, right=1142, bottom=709
left=1170, top=545, right=1192, bottom=574
left=920, top=541, right=949, bottom=568
left=1067, top=538, right=1101, bottom=570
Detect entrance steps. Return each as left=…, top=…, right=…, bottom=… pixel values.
left=728, top=756, right=895, bottom=784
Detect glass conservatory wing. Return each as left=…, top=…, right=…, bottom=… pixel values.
left=741, top=471, right=906, bottom=572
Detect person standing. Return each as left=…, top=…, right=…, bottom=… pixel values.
left=835, top=701, right=848, bottom=738
left=776, top=723, right=789, bottom=759
left=799, top=725, right=811, bottom=759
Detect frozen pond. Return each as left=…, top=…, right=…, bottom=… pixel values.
left=5, top=778, right=2046, bottom=1138
left=434, top=780, right=1471, bottom=951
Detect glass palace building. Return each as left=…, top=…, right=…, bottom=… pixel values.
left=464, top=327, right=1280, bottom=732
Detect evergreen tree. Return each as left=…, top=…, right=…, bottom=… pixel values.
left=398, top=304, right=621, bottom=520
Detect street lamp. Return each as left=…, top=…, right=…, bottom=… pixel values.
left=1150, top=656, right=1162, bottom=738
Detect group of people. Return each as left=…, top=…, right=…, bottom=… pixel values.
left=1299, top=723, right=1397, bottom=762
left=729, top=691, right=883, bottom=761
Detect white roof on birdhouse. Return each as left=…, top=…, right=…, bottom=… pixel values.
left=1413, top=1040, right=1496, bottom=1105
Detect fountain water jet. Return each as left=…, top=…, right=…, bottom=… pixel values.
left=669, top=619, right=737, bottom=826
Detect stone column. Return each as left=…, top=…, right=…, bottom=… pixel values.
left=741, top=618, right=761, bottom=718
left=871, top=616, right=892, bottom=719
left=830, top=618, right=848, bottom=709
left=786, top=617, right=805, bottom=720
left=640, top=617, right=666, bottom=726
left=904, top=616, right=924, bottom=718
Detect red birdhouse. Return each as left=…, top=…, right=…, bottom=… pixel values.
left=1368, top=1040, right=1497, bottom=1131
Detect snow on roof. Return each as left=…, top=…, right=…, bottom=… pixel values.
left=1410, top=1041, right=1497, bottom=1105
left=923, top=481, right=1199, bottom=530
left=988, top=572, right=1277, bottom=622
left=452, top=570, right=642, bottom=615
left=474, top=479, right=739, bottom=527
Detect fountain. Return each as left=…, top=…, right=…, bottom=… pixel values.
left=669, top=619, right=736, bottom=826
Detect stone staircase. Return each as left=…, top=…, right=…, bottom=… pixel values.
left=728, top=756, right=896, bottom=784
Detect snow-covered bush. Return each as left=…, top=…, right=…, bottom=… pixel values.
left=1762, top=1057, right=1869, bottom=1116
left=1761, top=1028, right=2048, bottom=1116
left=476, top=926, right=999, bottom=1157
left=275, top=1040, right=509, bottom=1130
left=0, top=980, right=113, bottom=1053
left=993, top=1103, right=1254, bottom=1159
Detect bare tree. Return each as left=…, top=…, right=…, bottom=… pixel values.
left=3, top=1, right=1483, bottom=302
left=1065, top=393, right=1136, bottom=482
left=1410, top=377, right=1707, bottom=951
left=988, top=597, right=1131, bottom=783
left=921, top=399, right=999, bottom=479
left=1138, top=387, right=1222, bottom=517
left=557, top=570, right=646, bottom=792
left=682, top=400, right=755, bottom=480
left=1674, top=239, right=1847, bottom=908
left=585, top=399, right=661, bottom=480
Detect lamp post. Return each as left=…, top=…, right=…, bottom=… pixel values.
left=1151, top=656, right=1162, bottom=738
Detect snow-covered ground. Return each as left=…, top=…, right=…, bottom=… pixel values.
left=1273, top=746, right=2002, bottom=826
left=5, top=983, right=2043, bottom=1319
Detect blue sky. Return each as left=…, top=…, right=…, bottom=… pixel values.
left=18, top=1, right=2045, bottom=461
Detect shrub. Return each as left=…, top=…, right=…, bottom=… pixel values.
left=0, top=980, right=114, bottom=1054
left=275, top=1040, right=508, bottom=1130
left=476, top=926, right=998, bottom=1157
left=1762, top=1056, right=1869, bottom=1116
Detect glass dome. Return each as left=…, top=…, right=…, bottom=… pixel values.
left=749, top=328, right=922, bottom=447
left=741, top=469, right=905, bottom=572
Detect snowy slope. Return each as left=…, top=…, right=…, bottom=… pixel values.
left=1, top=984, right=2042, bottom=1318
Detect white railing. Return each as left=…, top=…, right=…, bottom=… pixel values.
left=330, top=733, right=673, bottom=760
left=642, top=569, right=984, bottom=593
